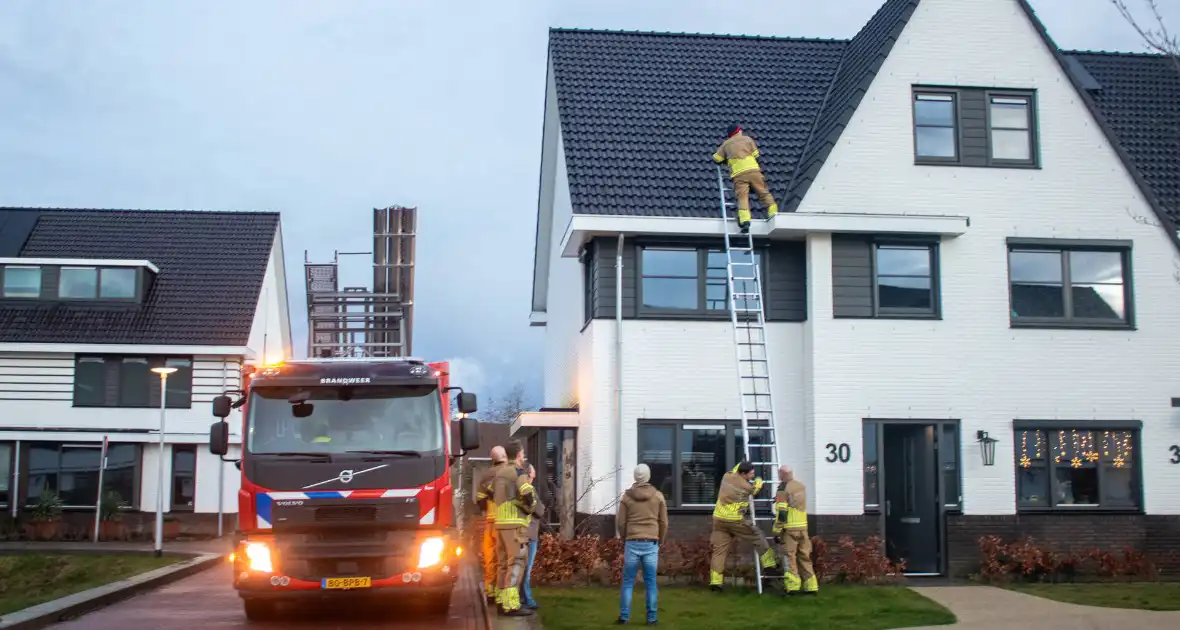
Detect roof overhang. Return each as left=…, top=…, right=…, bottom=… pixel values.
left=510, top=409, right=579, bottom=438
left=559, top=211, right=971, bottom=258
left=0, top=343, right=255, bottom=358
left=0, top=257, right=161, bottom=273
left=529, top=311, right=547, bottom=327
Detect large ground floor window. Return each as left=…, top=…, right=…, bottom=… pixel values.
left=637, top=419, right=771, bottom=509
left=1014, top=422, right=1140, bottom=511
left=0, top=442, right=11, bottom=508
left=25, top=442, right=141, bottom=509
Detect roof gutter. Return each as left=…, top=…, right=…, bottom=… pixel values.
left=0, top=343, right=255, bottom=358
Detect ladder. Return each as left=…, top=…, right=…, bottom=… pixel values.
left=714, top=165, right=782, bottom=595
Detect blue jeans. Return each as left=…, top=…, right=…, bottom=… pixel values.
left=619, top=540, right=658, bottom=623
left=522, top=539, right=538, bottom=607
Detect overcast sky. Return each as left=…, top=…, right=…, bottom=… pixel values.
left=0, top=0, right=1172, bottom=407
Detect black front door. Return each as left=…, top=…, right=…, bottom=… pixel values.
left=883, top=424, right=940, bottom=574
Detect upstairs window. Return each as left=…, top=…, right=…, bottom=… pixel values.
left=875, top=243, right=938, bottom=316
left=59, top=267, right=138, bottom=300
left=2, top=266, right=41, bottom=298
left=639, top=245, right=764, bottom=317
left=1008, top=241, right=1132, bottom=328
left=913, top=92, right=958, bottom=160
left=989, top=95, right=1034, bottom=163
left=73, top=355, right=193, bottom=409
left=912, top=86, right=1038, bottom=168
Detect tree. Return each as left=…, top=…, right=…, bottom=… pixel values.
left=481, top=382, right=530, bottom=424
left=1110, top=1, right=1178, bottom=72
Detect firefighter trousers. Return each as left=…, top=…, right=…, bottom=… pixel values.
left=495, top=526, right=529, bottom=611
left=778, top=528, right=818, bottom=593
left=481, top=518, right=498, bottom=595
left=709, top=518, right=776, bottom=586
left=732, top=169, right=777, bottom=225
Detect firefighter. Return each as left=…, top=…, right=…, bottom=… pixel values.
left=711, top=124, right=779, bottom=233
left=475, top=446, right=508, bottom=603
left=709, top=461, right=780, bottom=591
left=492, top=440, right=535, bottom=617
left=774, top=465, right=817, bottom=595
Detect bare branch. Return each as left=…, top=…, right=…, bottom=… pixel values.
left=1110, top=0, right=1180, bottom=74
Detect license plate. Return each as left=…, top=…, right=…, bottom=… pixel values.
left=322, top=577, right=372, bottom=590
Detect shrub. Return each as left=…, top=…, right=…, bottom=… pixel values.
left=975, top=535, right=1161, bottom=584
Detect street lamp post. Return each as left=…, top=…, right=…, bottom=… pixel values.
left=151, top=366, right=178, bottom=558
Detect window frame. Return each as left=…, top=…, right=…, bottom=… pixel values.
left=1013, top=420, right=1143, bottom=514
left=23, top=442, right=142, bottom=509
left=985, top=91, right=1038, bottom=167
left=170, top=444, right=197, bottom=511
left=72, top=355, right=194, bottom=409
left=636, top=243, right=767, bottom=319
left=0, top=442, right=12, bottom=508
left=1006, top=238, right=1135, bottom=330
left=1, top=265, right=42, bottom=299
left=637, top=418, right=772, bottom=511
left=912, top=90, right=960, bottom=163
left=57, top=266, right=143, bottom=302
left=871, top=240, right=941, bottom=318
left=582, top=246, right=594, bottom=326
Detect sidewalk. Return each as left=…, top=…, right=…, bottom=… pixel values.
left=0, top=538, right=231, bottom=555
left=908, top=585, right=1180, bottom=630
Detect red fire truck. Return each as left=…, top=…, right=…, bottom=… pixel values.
left=207, top=356, right=480, bottom=621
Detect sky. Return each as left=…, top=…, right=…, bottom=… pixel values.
left=0, top=0, right=1173, bottom=408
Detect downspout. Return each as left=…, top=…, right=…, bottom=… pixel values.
left=615, top=233, right=625, bottom=504
left=10, top=440, right=19, bottom=519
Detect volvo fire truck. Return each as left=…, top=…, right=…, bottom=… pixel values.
left=208, top=357, right=481, bottom=621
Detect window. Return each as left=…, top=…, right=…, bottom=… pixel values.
left=583, top=255, right=593, bottom=324
left=862, top=424, right=879, bottom=509
left=73, top=355, right=193, bottom=408
left=638, top=420, right=768, bottom=509
left=0, top=443, right=11, bottom=507
left=912, top=86, right=1038, bottom=168
left=639, top=245, right=764, bottom=316
left=171, top=446, right=196, bottom=510
left=989, top=95, right=1033, bottom=163
left=58, top=267, right=139, bottom=300
left=913, top=92, right=957, bottom=159
left=874, top=243, right=937, bottom=316
left=1008, top=242, right=1131, bottom=327
left=1015, top=426, right=1139, bottom=511
left=26, top=442, right=140, bottom=508
left=541, top=428, right=575, bottom=526
left=2, top=266, right=41, bottom=298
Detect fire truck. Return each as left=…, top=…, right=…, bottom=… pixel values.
left=207, top=356, right=481, bottom=621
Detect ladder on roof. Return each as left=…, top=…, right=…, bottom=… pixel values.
left=715, top=165, right=782, bottom=595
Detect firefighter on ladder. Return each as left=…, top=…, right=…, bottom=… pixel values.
left=475, top=446, right=508, bottom=603
left=774, top=465, right=818, bottom=595
left=492, top=440, right=536, bottom=617
left=711, top=124, right=779, bottom=234
left=709, top=461, right=781, bottom=591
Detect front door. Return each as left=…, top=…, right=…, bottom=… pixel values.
left=883, top=424, right=940, bottom=574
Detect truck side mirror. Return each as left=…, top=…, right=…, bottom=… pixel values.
left=212, top=395, right=232, bottom=418
left=459, top=417, right=480, bottom=452
left=457, top=392, right=478, bottom=414
left=209, top=421, right=229, bottom=456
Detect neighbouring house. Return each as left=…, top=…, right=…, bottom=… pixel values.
left=522, top=0, right=1180, bottom=576
left=0, top=207, right=292, bottom=537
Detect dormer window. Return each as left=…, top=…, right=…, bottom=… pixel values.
left=2, top=266, right=41, bottom=298
left=59, top=266, right=137, bottom=299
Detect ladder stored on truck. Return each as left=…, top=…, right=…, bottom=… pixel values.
left=714, top=165, right=782, bottom=595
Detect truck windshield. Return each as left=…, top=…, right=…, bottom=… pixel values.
left=245, top=385, right=444, bottom=455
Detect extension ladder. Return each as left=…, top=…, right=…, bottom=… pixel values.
left=714, top=165, right=782, bottom=595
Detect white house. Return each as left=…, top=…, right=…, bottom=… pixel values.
left=0, top=207, right=292, bottom=535
left=523, top=0, right=1180, bottom=576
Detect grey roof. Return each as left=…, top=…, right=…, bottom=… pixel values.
left=546, top=0, right=1180, bottom=228
left=0, top=208, right=279, bottom=347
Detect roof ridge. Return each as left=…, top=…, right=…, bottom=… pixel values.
left=1063, top=48, right=1174, bottom=58
left=0, top=206, right=280, bottom=216
left=548, top=27, right=846, bottom=44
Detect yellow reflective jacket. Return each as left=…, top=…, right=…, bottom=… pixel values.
left=772, top=479, right=808, bottom=533
left=712, top=133, right=762, bottom=178
left=712, top=467, right=763, bottom=522
left=492, top=463, right=535, bottom=529
left=476, top=462, right=505, bottom=522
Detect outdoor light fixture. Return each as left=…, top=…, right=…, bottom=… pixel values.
left=151, top=366, right=178, bottom=557
left=977, top=430, right=998, bottom=467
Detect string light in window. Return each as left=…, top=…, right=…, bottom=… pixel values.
left=1020, top=431, right=1031, bottom=468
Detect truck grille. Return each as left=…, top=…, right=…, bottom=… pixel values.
left=314, top=505, right=377, bottom=523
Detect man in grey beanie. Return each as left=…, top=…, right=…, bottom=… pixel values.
left=615, top=463, right=667, bottom=625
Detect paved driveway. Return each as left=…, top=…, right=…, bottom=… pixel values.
left=51, top=563, right=489, bottom=630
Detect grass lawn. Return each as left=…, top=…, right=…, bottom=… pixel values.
left=1008, top=582, right=1180, bottom=611
left=536, top=584, right=956, bottom=629
left=0, top=554, right=180, bottom=616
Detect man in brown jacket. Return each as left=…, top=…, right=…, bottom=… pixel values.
left=712, top=124, right=779, bottom=233
left=475, top=446, right=507, bottom=602
left=615, top=464, right=667, bottom=625
left=773, top=465, right=817, bottom=595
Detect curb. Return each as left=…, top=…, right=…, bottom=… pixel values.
left=0, top=552, right=225, bottom=630
left=469, top=562, right=494, bottom=630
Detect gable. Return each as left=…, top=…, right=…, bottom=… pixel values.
left=0, top=208, right=279, bottom=346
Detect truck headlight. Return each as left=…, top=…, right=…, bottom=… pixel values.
left=244, top=541, right=273, bottom=573
left=417, top=537, right=445, bottom=569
